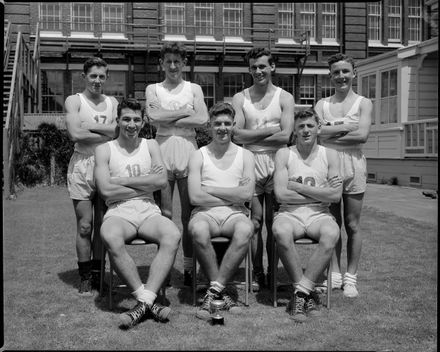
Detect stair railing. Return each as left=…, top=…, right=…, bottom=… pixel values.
left=3, top=27, right=40, bottom=198
left=4, top=19, right=11, bottom=68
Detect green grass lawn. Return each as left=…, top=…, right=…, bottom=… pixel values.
left=2, top=185, right=437, bottom=351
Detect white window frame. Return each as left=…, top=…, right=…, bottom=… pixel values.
left=71, top=2, right=94, bottom=34
left=164, top=3, right=186, bottom=35
left=39, top=3, right=62, bottom=32
left=299, top=3, right=316, bottom=40
left=194, top=3, right=214, bottom=36
left=102, top=3, right=125, bottom=37
left=223, top=3, right=243, bottom=37
left=368, top=2, right=382, bottom=42
left=223, top=73, right=244, bottom=102
left=278, top=3, right=295, bottom=39
left=299, top=75, right=315, bottom=105
left=320, top=75, right=334, bottom=99
left=379, top=68, right=398, bottom=125
left=361, top=73, right=377, bottom=125
left=408, top=0, right=422, bottom=42
left=195, top=73, right=215, bottom=109
left=388, top=0, right=402, bottom=42
left=321, top=3, right=337, bottom=41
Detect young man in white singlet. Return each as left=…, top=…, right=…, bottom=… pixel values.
left=232, top=47, right=295, bottom=290
left=187, top=103, right=255, bottom=321
left=315, top=53, right=373, bottom=298
left=65, top=57, right=118, bottom=296
left=272, top=110, right=342, bottom=322
left=94, top=98, right=181, bottom=329
left=145, top=42, right=209, bottom=286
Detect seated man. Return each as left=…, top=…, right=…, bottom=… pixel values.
left=272, top=110, right=342, bottom=323
left=187, top=102, right=255, bottom=320
left=94, top=98, right=181, bottom=329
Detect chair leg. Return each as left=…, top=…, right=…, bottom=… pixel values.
left=100, top=245, right=106, bottom=297
left=272, top=239, right=278, bottom=308
left=248, top=244, right=253, bottom=294
left=245, top=249, right=249, bottom=306
left=109, top=259, right=113, bottom=310
left=192, top=242, right=197, bottom=307
left=327, top=256, right=332, bottom=309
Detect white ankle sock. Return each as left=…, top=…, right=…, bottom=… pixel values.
left=295, top=276, right=315, bottom=295
left=210, top=281, right=225, bottom=294
left=343, top=272, right=357, bottom=286
left=132, top=285, right=157, bottom=306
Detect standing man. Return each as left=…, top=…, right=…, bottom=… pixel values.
left=145, top=42, right=209, bottom=286
left=232, top=48, right=295, bottom=289
left=187, top=102, right=255, bottom=320
left=65, top=57, right=118, bottom=295
left=315, top=53, right=372, bottom=298
left=95, top=98, right=181, bottom=329
left=272, top=110, right=342, bottom=322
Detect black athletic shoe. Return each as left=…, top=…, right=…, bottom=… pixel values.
left=78, top=277, right=93, bottom=296
left=148, top=302, right=172, bottom=322
left=119, top=301, right=149, bottom=329
left=196, top=287, right=220, bottom=321
left=305, top=291, right=321, bottom=317
left=253, top=270, right=266, bottom=291
left=287, top=292, right=308, bottom=323
left=183, top=270, right=192, bottom=287
left=221, top=288, right=242, bottom=314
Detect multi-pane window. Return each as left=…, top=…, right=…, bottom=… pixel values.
left=223, top=73, right=243, bottom=100
left=195, top=73, right=215, bottom=109
left=194, top=3, right=214, bottom=36
left=41, top=70, right=64, bottom=112
left=223, top=3, right=243, bottom=36
left=388, top=0, right=402, bottom=42
left=39, top=3, right=61, bottom=31
left=164, top=3, right=185, bottom=34
left=361, top=74, right=376, bottom=125
left=320, top=75, right=334, bottom=99
left=277, top=75, right=294, bottom=95
left=322, top=3, right=337, bottom=40
left=299, top=75, right=315, bottom=105
left=278, top=3, right=295, bottom=38
left=71, top=3, right=94, bottom=32
left=102, top=3, right=125, bottom=33
left=368, top=2, right=382, bottom=41
left=408, top=0, right=422, bottom=41
left=104, top=71, right=126, bottom=101
left=380, top=69, right=398, bottom=124
left=299, top=3, right=316, bottom=39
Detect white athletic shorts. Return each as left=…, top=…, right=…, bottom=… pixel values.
left=190, top=205, right=249, bottom=230
left=274, top=204, right=335, bottom=231
left=337, top=148, right=367, bottom=195
left=103, top=198, right=162, bottom=229
left=67, top=151, right=96, bottom=200
left=253, top=150, right=277, bottom=196
left=155, top=135, right=198, bottom=181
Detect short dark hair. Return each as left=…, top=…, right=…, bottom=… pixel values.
left=294, top=109, right=320, bottom=124
left=208, top=102, right=235, bottom=121
left=83, top=57, right=108, bottom=74
left=117, top=98, right=143, bottom=118
left=160, top=42, right=187, bottom=60
left=244, top=47, right=275, bottom=66
left=327, top=53, right=356, bottom=70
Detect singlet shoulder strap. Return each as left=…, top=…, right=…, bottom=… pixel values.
left=346, top=95, right=364, bottom=115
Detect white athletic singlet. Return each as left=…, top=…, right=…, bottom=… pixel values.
left=200, top=145, right=244, bottom=189
left=155, top=80, right=196, bottom=137
left=106, top=138, right=154, bottom=205
left=242, top=87, right=283, bottom=153
left=74, top=93, right=114, bottom=156
left=281, top=145, right=330, bottom=209
left=321, top=95, right=364, bottom=151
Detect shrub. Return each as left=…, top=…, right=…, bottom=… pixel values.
left=15, top=124, right=74, bottom=187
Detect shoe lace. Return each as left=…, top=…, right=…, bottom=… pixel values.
left=305, top=295, right=318, bottom=312
left=294, top=294, right=306, bottom=315
left=222, top=292, right=237, bottom=310
left=200, top=289, right=217, bottom=312
left=126, top=302, right=147, bottom=324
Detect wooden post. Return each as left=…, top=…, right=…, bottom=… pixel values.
left=50, top=154, right=55, bottom=185
left=3, top=128, right=10, bottom=199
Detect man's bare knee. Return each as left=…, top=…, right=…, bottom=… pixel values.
left=189, top=222, right=211, bottom=246
left=78, top=220, right=92, bottom=238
